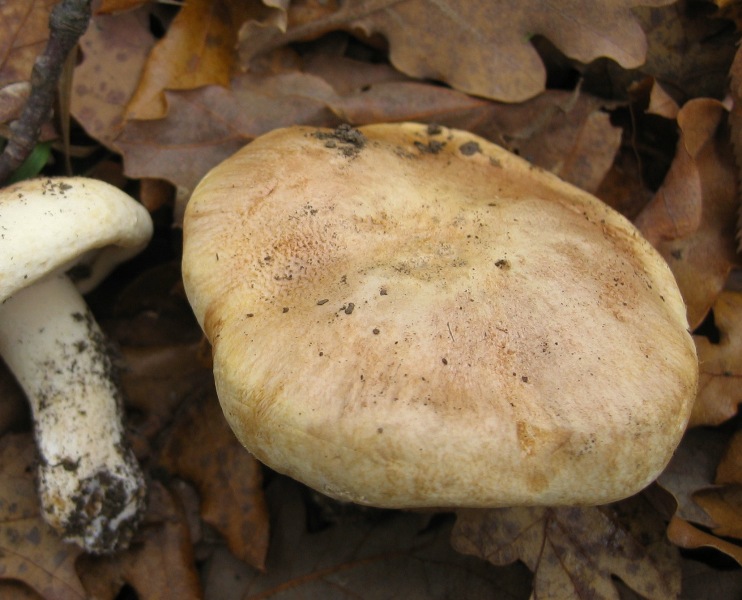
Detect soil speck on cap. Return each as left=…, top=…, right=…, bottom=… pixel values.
left=459, top=141, right=481, bottom=156
left=313, top=124, right=366, bottom=157
left=414, top=140, right=445, bottom=154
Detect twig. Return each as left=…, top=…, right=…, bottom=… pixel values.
left=0, top=0, right=92, bottom=184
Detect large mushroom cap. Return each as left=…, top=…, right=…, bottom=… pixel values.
left=182, top=123, right=698, bottom=508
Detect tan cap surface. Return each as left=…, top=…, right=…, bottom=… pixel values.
left=183, top=123, right=698, bottom=508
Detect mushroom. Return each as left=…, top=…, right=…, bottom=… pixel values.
left=182, top=123, right=698, bottom=508
left=0, top=177, right=152, bottom=552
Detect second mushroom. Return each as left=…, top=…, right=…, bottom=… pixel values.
left=0, top=177, right=152, bottom=553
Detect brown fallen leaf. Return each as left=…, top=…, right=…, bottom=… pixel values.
left=657, top=427, right=729, bottom=529
left=120, top=342, right=211, bottom=456
left=636, top=0, right=738, bottom=102
left=0, top=0, right=56, bottom=88
left=693, top=486, right=742, bottom=540
left=157, top=388, right=270, bottom=571
left=0, top=581, right=42, bottom=599
left=239, top=0, right=673, bottom=103
left=657, top=427, right=742, bottom=566
left=72, top=6, right=155, bottom=150
left=125, top=0, right=257, bottom=120
left=635, top=98, right=739, bottom=328
left=302, top=42, right=413, bottom=95
left=687, top=428, right=742, bottom=550
left=691, top=291, right=742, bottom=427
left=451, top=494, right=681, bottom=600
left=667, top=516, right=742, bottom=565
left=646, top=79, right=680, bottom=119
left=717, top=429, right=742, bottom=485
left=200, top=477, right=532, bottom=599
left=0, top=433, right=86, bottom=600
left=114, top=70, right=338, bottom=193
left=77, top=481, right=203, bottom=600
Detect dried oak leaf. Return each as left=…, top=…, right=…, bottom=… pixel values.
left=77, top=481, right=202, bottom=600
left=239, top=0, right=673, bottom=102
left=0, top=433, right=86, bottom=600
left=200, top=477, right=532, bottom=599
left=157, top=388, right=270, bottom=571
left=667, top=516, right=742, bottom=565
left=657, top=427, right=729, bottom=530
left=687, top=429, right=742, bottom=552
left=657, top=427, right=742, bottom=565
left=636, top=0, right=738, bottom=102
left=691, top=291, right=742, bottom=427
left=72, top=6, right=155, bottom=149
left=451, top=495, right=681, bottom=600
left=634, top=98, right=739, bottom=329
left=124, top=0, right=270, bottom=120
left=114, top=71, right=339, bottom=194
left=717, top=428, right=742, bottom=486
left=0, top=0, right=56, bottom=88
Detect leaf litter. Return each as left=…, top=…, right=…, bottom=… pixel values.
left=0, top=0, right=741, bottom=597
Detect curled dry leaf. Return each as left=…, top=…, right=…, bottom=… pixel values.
left=124, top=0, right=257, bottom=121
left=113, top=69, right=338, bottom=193
left=667, top=516, right=742, bottom=566
left=0, top=434, right=86, bottom=600
left=239, top=0, right=672, bottom=102
left=74, top=8, right=624, bottom=211
left=717, top=429, right=742, bottom=486
left=656, top=427, right=730, bottom=529
left=691, top=291, right=742, bottom=427
left=201, top=477, right=532, bottom=599
left=689, top=429, right=742, bottom=553
left=658, top=427, right=742, bottom=566
left=635, top=98, right=739, bottom=328
left=157, top=389, right=270, bottom=571
left=451, top=496, right=681, bottom=600
left=693, top=486, right=742, bottom=540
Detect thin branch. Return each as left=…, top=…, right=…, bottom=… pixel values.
left=0, top=0, right=92, bottom=184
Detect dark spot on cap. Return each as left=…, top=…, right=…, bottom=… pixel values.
left=459, top=141, right=480, bottom=156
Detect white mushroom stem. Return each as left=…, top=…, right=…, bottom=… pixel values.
left=0, top=271, right=145, bottom=553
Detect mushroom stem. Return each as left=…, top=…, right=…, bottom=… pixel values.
left=0, top=272, right=145, bottom=553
